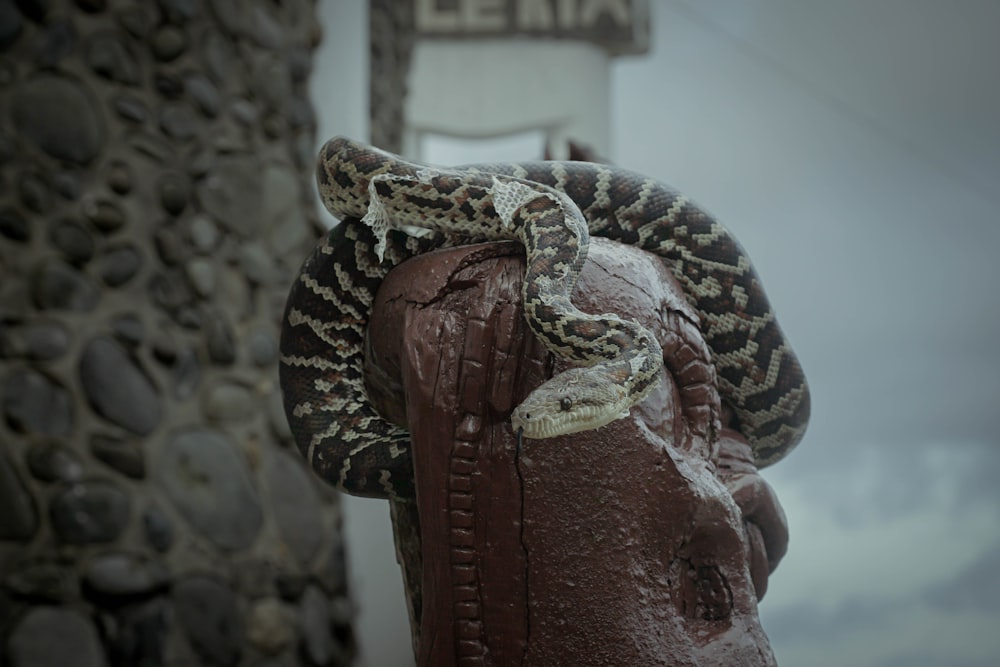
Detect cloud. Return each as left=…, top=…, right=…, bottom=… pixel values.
left=924, top=541, right=1000, bottom=613
left=876, top=651, right=997, bottom=667
left=761, top=442, right=1000, bottom=666
left=763, top=596, right=898, bottom=644
left=767, top=438, right=1000, bottom=536
left=763, top=595, right=1000, bottom=667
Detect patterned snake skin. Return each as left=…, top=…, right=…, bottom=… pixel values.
left=279, top=137, right=810, bottom=498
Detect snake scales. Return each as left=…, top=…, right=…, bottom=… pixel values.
left=279, top=137, right=810, bottom=498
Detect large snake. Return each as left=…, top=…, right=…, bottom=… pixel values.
left=279, top=137, right=810, bottom=498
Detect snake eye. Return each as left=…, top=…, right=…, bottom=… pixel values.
left=559, top=397, right=573, bottom=411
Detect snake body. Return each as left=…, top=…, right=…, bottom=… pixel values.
left=280, top=137, right=810, bottom=498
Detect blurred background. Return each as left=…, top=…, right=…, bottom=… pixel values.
left=318, top=2, right=1000, bottom=665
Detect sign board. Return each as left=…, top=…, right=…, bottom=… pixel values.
left=414, top=0, right=650, bottom=56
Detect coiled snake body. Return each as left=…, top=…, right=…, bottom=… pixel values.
left=280, top=137, right=810, bottom=498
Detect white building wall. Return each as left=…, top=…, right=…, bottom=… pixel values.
left=404, top=39, right=612, bottom=160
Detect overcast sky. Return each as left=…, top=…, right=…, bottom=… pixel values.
left=318, top=2, right=1000, bottom=665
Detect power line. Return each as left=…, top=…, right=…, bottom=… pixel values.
left=667, top=0, right=1000, bottom=209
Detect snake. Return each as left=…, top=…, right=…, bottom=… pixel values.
left=279, top=137, right=810, bottom=499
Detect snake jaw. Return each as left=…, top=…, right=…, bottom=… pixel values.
left=510, top=366, right=633, bottom=439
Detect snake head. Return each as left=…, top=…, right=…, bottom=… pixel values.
left=510, top=366, right=633, bottom=439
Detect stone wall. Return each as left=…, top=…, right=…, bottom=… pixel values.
left=0, top=1, right=354, bottom=665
